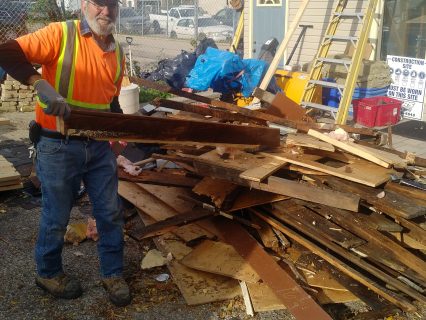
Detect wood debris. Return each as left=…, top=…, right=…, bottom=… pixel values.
left=0, top=155, right=22, bottom=191
left=102, top=80, right=426, bottom=318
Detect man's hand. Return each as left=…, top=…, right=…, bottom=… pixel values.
left=34, top=79, right=71, bottom=119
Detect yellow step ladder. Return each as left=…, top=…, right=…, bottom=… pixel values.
left=301, top=0, right=379, bottom=124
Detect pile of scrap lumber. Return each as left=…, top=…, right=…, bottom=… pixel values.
left=0, top=155, right=22, bottom=192
left=62, top=79, right=426, bottom=318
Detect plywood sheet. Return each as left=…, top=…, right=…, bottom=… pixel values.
left=168, top=260, right=241, bottom=305
left=181, top=240, right=261, bottom=283
left=155, top=235, right=241, bottom=305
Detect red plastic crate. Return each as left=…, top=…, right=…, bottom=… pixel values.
left=352, top=96, right=402, bottom=127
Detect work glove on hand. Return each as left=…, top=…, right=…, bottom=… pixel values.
left=34, top=79, right=71, bottom=119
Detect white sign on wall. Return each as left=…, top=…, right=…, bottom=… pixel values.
left=387, top=55, right=426, bottom=120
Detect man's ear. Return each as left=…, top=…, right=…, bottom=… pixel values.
left=81, top=0, right=87, bottom=12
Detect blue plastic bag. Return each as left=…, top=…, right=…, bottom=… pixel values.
left=186, top=47, right=277, bottom=97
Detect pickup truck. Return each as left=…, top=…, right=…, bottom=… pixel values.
left=149, top=6, right=209, bottom=34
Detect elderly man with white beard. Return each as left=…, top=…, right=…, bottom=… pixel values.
left=0, top=0, right=131, bottom=306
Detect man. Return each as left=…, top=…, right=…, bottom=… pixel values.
left=0, top=0, right=131, bottom=307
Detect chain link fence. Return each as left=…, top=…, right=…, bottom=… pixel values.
left=1, top=0, right=241, bottom=74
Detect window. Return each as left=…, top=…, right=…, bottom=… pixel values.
left=257, top=0, right=282, bottom=6
left=177, top=19, right=189, bottom=27
left=169, top=9, right=179, bottom=19
left=381, top=0, right=426, bottom=59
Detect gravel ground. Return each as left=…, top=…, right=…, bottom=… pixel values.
left=0, top=111, right=425, bottom=320
left=0, top=112, right=292, bottom=320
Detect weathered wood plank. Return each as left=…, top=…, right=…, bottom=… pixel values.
left=253, top=89, right=313, bottom=122
left=264, top=150, right=394, bottom=187
left=250, top=210, right=418, bottom=311
left=213, top=218, right=333, bottom=320
left=156, top=99, right=267, bottom=125
left=385, top=182, right=426, bottom=203
left=308, top=129, right=392, bottom=168
left=192, top=150, right=360, bottom=211
left=127, top=208, right=214, bottom=240
left=131, top=78, right=378, bottom=136
left=61, top=109, right=280, bottom=148
left=239, top=159, right=287, bottom=182
left=117, top=168, right=199, bottom=188
left=272, top=200, right=366, bottom=249
left=299, top=202, right=426, bottom=283
left=286, top=133, right=335, bottom=152
left=322, top=176, right=426, bottom=220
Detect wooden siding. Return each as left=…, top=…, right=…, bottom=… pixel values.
left=244, top=0, right=382, bottom=69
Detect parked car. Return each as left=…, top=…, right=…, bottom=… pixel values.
left=117, top=7, right=150, bottom=34
left=0, top=4, right=27, bottom=42
left=170, top=17, right=233, bottom=42
left=150, top=5, right=209, bottom=34
left=212, top=7, right=239, bottom=27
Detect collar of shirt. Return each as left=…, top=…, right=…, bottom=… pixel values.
left=80, top=17, right=116, bottom=52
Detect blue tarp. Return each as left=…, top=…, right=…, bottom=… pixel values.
left=185, top=47, right=277, bottom=97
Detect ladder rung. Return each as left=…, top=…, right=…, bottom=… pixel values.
left=301, top=102, right=339, bottom=113
left=317, top=58, right=353, bottom=65
left=308, top=80, right=345, bottom=90
left=324, top=35, right=358, bottom=42
left=334, top=11, right=364, bottom=18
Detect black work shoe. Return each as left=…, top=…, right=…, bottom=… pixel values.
left=102, top=276, right=132, bottom=307
left=35, top=273, right=83, bottom=299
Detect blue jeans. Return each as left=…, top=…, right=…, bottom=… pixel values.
left=35, top=136, right=123, bottom=278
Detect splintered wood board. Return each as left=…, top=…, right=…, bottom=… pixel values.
left=192, top=177, right=239, bottom=208
left=286, top=133, right=335, bottom=152
left=265, top=151, right=394, bottom=187
left=180, top=240, right=261, bottom=283
left=308, top=130, right=393, bottom=168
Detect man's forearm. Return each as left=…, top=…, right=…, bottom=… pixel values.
left=0, top=40, right=40, bottom=85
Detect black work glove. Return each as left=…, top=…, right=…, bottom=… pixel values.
left=34, top=79, right=71, bottom=119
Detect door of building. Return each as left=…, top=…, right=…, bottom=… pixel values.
left=252, top=0, right=285, bottom=64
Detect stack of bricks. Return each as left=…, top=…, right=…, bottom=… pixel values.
left=0, top=75, right=36, bottom=113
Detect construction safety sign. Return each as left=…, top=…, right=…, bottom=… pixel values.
left=387, top=55, right=426, bottom=121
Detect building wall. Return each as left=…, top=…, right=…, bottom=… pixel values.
left=244, top=0, right=382, bottom=68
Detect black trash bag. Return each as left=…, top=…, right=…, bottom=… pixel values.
left=140, top=50, right=197, bottom=89
left=195, top=37, right=218, bottom=57
left=257, top=37, right=279, bottom=65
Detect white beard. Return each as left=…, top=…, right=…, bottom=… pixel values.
left=84, top=7, right=115, bottom=36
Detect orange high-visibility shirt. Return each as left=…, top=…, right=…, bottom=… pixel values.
left=16, top=21, right=124, bottom=130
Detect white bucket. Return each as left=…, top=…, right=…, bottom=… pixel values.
left=119, top=83, right=140, bottom=114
